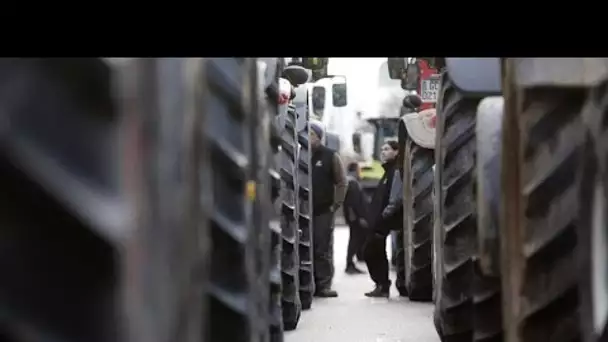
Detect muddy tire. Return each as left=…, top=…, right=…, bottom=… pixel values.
left=578, top=80, right=608, bottom=342
left=433, top=71, right=478, bottom=341
left=297, top=114, right=314, bottom=311
left=0, top=59, right=209, bottom=342
left=401, top=135, right=434, bottom=302
left=278, top=103, right=302, bottom=331
left=500, top=76, right=585, bottom=341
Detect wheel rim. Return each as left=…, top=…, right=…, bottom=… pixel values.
left=591, top=175, right=608, bottom=335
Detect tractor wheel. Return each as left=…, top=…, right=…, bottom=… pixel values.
left=206, top=58, right=276, bottom=341
left=500, top=75, right=585, bottom=341
left=578, top=79, right=608, bottom=342
left=297, top=113, right=314, bottom=311
left=0, top=59, right=209, bottom=341
left=402, top=136, right=434, bottom=302
left=263, top=58, right=285, bottom=341
left=433, top=71, right=478, bottom=341
left=394, top=228, right=408, bottom=297
left=278, top=102, right=302, bottom=331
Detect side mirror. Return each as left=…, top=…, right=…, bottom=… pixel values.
left=283, top=65, right=310, bottom=87
left=445, top=58, right=502, bottom=96
left=302, top=58, right=328, bottom=71
left=387, top=58, right=406, bottom=80
left=401, top=61, right=420, bottom=91
left=352, top=132, right=362, bottom=154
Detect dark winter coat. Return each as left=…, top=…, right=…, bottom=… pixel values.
left=367, top=159, right=404, bottom=237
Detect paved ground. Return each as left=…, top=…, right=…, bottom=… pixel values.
left=285, top=226, right=441, bottom=342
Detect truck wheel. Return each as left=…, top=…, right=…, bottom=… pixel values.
left=578, top=80, right=608, bottom=342
left=278, top=102, right=302, bottom=331
left=433, top=71, right=477, bottom=341
left=263, top=59, right=285, bottom=341
left=500, top=81, right=585, bottom=341
left=402, top=136, right=434, bottom=302
left=297, top=115, right=314, bottom=311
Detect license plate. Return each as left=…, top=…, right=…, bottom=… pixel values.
left=420, top=76, right=441, bottom=103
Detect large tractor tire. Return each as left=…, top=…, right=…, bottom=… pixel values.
left=277, top=100, right=302, bottom=331
left=401, top=136, right=434, bottom=302
left=260, top=58, right=285, bottom=341
left=433, top=71, right=478, bottom=341
left=0, top=58, right=208, bottom=342
left=578, top=79, right=608, bottom=342
left=500, top=65, right=585, bottom=342
left=206, top=58, right=276, bottom=341
left=297, top=107, right=314, bottom=310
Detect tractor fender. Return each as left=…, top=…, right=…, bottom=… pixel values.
left=445, top=58, right=502, bottom=97
left=513, top=58, right=608, bottom=87
left=476, top=96, right=504, bottom=276
left=400, top=108, right=436, bottom=150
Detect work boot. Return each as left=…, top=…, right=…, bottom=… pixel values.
left=314, top=288, right=339, bottom=298
left=364, top=284, right=390, bottom=298
left=396, top=286, right=408, bottom=297
left=345, top=263, right=365, bottom=275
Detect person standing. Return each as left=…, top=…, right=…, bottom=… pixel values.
left=363, top=140, right=404, bottom=298
left=309, top=121, right=347, bottom=298
left=343, top=162, right=368, bottom=275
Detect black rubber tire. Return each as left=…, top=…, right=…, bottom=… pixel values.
left=394, top=228, right=408, bottom=296
left=278, top=102, right=302, bottom=331
left=264, top=59, right=285, bottom=342
left=206, top=58, right=275, bottom=341
left=433, top=71, right=478, bottom=341
left=500, top=84, right=585, bottom=342
left=402, top=136, right=434, bottom=302
left=297, top=119, right=314, bottom=311
left=578, top=79, right=608, bottom=342
left=0, top=59, right=208, bottom=341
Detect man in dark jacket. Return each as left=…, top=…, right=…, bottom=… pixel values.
left=343, top=162, right=368, bottom=275
left=363, top=140, right=404, bottom=298
left=310, top=121, right=347, bottom=298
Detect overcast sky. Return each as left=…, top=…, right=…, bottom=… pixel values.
left=328, top=58, right=403, bottom=117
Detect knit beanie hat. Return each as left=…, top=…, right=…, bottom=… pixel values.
left=310, top=121, right=324, bottom=139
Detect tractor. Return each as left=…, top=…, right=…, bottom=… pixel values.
left=426, top=57, right=608, bottom=342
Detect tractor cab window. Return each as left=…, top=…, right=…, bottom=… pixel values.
left=371, top=120, right=399, bottom=160
left=312, top=86, right=325, bottom=117
left=332, top=83, right=347, bottom=107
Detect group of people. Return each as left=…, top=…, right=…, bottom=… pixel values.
left=309, top=122, right=404, bottom=299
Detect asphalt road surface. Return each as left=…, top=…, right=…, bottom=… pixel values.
left=285, top=225, right=441, bottom=342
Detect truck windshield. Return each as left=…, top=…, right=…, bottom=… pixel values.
left=332, top=83, right=347, bottom=107
left=312, top=86, right=325, bottom=118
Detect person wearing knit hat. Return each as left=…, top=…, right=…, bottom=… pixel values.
left=309, top=120, right=347, bottom=298
left=309, top=121, right=324, bottom=141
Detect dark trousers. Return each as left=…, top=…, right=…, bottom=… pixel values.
left=346, top=222, right=365, bottom=266
left=313, top=211, right=335, bottom=291
left=364, top=233, right=390, bottom=287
